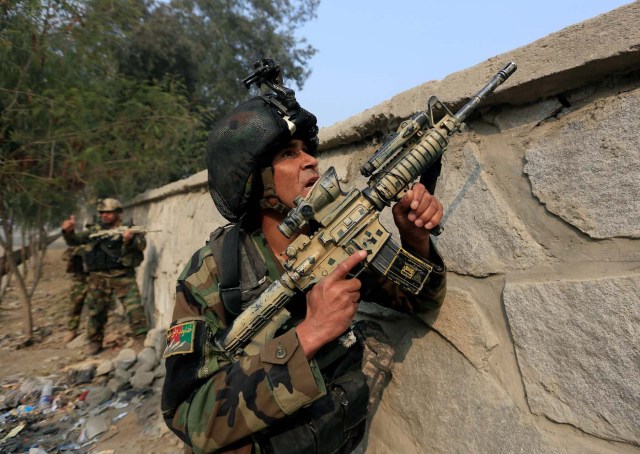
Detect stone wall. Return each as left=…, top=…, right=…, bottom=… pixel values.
left=124, top=2, right=640, bottom=452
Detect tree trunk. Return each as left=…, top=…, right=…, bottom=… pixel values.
left=20, top=229, right=28, bottom=282
left=16, top=268, right=33, bottom=342
left=1, top=242, right=33, bottom=341
left=0, top=202, right=32, bottom=341
left=0, top=269, right=12, bottom=302
left=29, top=227, right=48, bottom=298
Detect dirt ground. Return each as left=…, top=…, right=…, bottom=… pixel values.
left=0, top=243, right=184, bottom=453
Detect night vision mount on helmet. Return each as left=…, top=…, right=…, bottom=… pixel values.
left=242, top=59, right=298, bottom=127
left=206, top=59, right=319, bottom=223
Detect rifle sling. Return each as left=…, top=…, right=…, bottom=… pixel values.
left=211, top=221, right=271, bottom=318
left=420, top=157, right=441, bottom=195
left=216, top=223, right=243, bottom=316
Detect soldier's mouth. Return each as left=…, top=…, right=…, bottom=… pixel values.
left=304, top=176, right=319, bottom=189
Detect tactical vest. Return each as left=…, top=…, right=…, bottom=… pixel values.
left=209, top=224, right=370, bottom=454
left=84, top=236, right=126, bottom=272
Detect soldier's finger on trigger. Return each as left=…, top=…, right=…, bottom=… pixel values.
left=329, top=251, right=367, bottom=281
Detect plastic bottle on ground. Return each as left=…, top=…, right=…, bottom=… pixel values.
left=38, top=380, right=53, bottom=409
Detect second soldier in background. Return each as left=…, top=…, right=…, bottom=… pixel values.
left=61, top=198, right=148, bottom=355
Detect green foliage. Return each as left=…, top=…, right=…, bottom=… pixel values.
left=1, top=0, right=318, bottom=231
left=123, top=0, right=318, bottom=122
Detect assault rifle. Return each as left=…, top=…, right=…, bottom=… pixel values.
left=88, top=226, right=159, bottom=240
left=218, top=62, right=517, bottom=359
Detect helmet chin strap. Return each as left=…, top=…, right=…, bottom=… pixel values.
left=258, top=166, right=291, bottom=216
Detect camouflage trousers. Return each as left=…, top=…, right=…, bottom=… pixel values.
left=85, top=271, right=148, bottom=343
left=67, top=274, right=89, bottom=331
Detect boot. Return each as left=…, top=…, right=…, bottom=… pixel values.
left=63, top=330, right=77, bottom=344
left=85, top=341, right=103, bottom=356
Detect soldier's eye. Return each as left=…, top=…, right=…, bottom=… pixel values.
left=277, top=149, right=296, bottom=159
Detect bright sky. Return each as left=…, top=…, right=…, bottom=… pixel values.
left=295, top=0, right=633, bottom=128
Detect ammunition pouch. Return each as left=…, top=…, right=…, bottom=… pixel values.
left=256, top=327, right=368, bottom=454
left=121, top=248, right=144, bottom=268
left=257, top=369, right=369, bottom=454
left=84, top=237, right=125, bottom=272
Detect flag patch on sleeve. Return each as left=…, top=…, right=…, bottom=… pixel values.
left=163, top=321, right=196, bottom=358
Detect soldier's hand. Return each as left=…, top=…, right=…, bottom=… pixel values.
left=296, top=250, right=367, bottom=359
left=62, top=215, right=76, bottom=233
left=392, top=183, right=443, bottom=256
left=122, top=229, right=134, bottom=243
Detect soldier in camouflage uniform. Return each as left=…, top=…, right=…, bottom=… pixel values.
left=62, top=198, right=148, bottom=355
left=161, top=94, right=446, bottom=453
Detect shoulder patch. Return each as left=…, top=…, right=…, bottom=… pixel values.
left=163, top=321, right=196, bottom=358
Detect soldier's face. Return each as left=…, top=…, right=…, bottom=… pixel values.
left=99, top=211, right=119, bottom=225
left=270, top=139, right=319, bottom=208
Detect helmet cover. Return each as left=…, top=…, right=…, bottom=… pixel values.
left=206, top=96, right=318, bottom=222
left=96, top=198, right=123, bottom=213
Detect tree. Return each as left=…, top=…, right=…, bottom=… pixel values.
left=0, top=0, right=200, bottom=342
left=1, top=0, right=318, bottom=343
left=122, top=0, right=318, bottom=123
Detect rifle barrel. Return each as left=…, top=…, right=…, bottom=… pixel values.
left=455, top=62, right=517, bottom=122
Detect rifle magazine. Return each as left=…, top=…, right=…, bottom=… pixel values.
left=369, top=238, right=433, bottom=295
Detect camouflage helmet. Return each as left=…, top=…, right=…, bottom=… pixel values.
left=96, top=198, right=123, bottom=213
left=206, top=96, right=318, bottom=223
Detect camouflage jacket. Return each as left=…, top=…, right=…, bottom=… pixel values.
left=162, top=227, right=446, bottom=453
left=62, top=223, right=146, bottom=275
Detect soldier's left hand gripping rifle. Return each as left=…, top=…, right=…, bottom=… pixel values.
left=218, top=60, right=517, bottom=360
left=88, top=226, right=161, bottom=240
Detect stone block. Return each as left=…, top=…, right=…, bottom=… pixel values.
left=84, top=414, right=109, bottom=439
left=434, top=142, right=547, bottom=276
left=107, top=377, right=128, bottom=394
left=130, top=370, right=155, bottom=390
left=95, top=360, right=114, bottom=377
left=114, top=348, right=137, bottom=370
left=504, top=273, right=640, bottom=443
left=369, top=321, right=561, bottom=453
left=524, top=87, right=640, bottom=238
left=85, top=386, right=113, bottom=408
left=419, top=287, right=499, bottom=370
left=137, top=347, right=159, bottom=370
